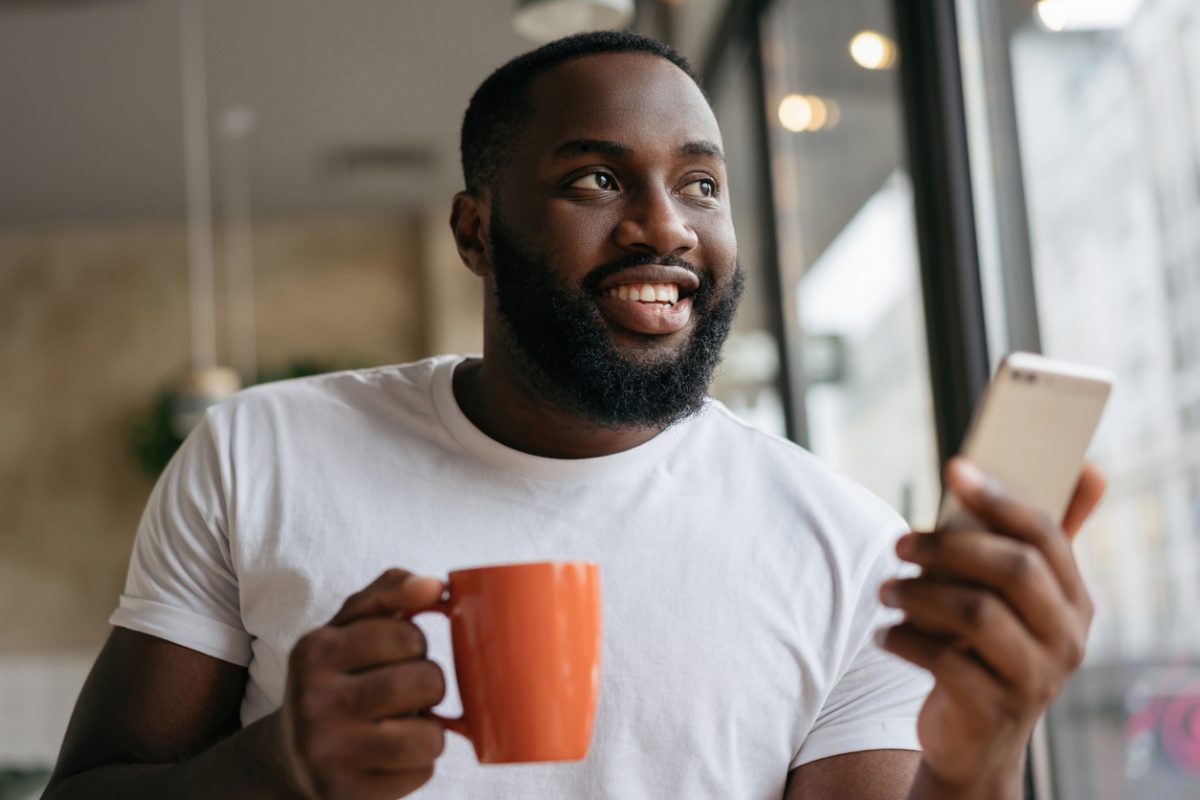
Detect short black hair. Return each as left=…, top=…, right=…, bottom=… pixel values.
left=460, top=31, right=702, bottom=197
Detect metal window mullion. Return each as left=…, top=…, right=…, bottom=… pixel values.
left=892, top=0, right=991, bottom=466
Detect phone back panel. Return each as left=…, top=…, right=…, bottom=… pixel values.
left=937, top=354, right=1112, bottom=531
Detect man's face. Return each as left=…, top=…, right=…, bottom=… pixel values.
left=485, top=51, right=742, bottom=428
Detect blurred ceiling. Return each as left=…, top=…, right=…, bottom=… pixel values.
left=0, top=0, right=545, bottom=225
left=0, top=0, right=899, bottom=255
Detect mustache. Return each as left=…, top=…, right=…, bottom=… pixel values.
left=581, top=253, right=707, bottom=294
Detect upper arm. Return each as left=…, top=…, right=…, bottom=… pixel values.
left=45, top=627, right=248, bottom=789
left=785, top=749, right=921, bottom=799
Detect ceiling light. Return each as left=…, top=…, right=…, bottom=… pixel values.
left=512, top=0, right=635, bottom=43
left=849, top=30, right=897, bottom=70
left=778, top=94, right=839, bottom=133
left=1035, top=0, right=1069, bottom=31
left=1035, top=0, right=1144, bottom=31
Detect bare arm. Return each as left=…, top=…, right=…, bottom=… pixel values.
left=42, top=627, right=299, bottom=800
left=784, top=750, right=922, bottom=799
left=44, top=570, right=449, bottom=800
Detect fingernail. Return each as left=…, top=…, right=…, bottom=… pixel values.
left=880, top=581, right=898, bottom=606
left=896, top=534, right=916, bottom=558
left=873, top=627, right=889, bottom=647
left=952, top=459, right=986, bottom=491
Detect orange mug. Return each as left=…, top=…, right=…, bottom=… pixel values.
left=414, top=560, right=602, bottom=763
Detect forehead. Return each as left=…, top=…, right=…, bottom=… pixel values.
left=517, top=51, right=723, bottom=160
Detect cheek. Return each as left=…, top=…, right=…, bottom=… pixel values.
left=540, top=208, right=614, bottom=270
left=702, top=217, right=738, bottom=274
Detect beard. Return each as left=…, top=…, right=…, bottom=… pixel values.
left=488, top=207, right=744, bottom=430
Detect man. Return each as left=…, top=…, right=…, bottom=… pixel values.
left=44, top=32, right=1103, bottom=799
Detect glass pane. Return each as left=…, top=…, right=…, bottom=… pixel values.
left=709, top=40, right=789, bottom=437
left=959, top=1, right=1200, bottom=797
left=759, top=0, right=940, bottom=526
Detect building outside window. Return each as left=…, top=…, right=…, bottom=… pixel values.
left=959, top=0, right=1200, bottom=796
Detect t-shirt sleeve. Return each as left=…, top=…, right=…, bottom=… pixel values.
left=109, top=413, right=251, bottom=666
left=791, top=524, right=933, bottom=769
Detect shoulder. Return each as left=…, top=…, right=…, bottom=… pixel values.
left=205, top=355, right=457, bottom=431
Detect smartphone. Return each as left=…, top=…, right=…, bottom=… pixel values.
left=935, top=352, right=1114, bottom=532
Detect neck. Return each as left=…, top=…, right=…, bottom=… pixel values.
left=452, top=354, right=665, bottom=459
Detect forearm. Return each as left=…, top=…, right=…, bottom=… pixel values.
left=905, top=756, right=1024, bottom=800
left=43, top=711, right=302, bottom=800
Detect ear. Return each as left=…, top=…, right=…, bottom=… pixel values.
left=450, top=191, right=492, bottom=277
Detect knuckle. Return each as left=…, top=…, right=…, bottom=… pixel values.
left=931, top=646, right=961, bottom=674
left=294, top=724, right=334, bottom=767
left=1062, top=633, right=1087, bottom=669
left=297, top=682, right=337, bottom=725
left=1029, top=509, right=1058, bottom=541
left=381, top=567, right=412, bottom=586
left=1030, top=676, right=1057, bottom=707
left=1004, top=546, right=1040, bottom=585
left=292, top=628, right=336, bottom=671
left=335, top=678, right=373, bottom=717
left=957, top=592, right=991, bottom=627
left=307, top=730, right=343, bottom=770
left=920, top=531, right=946, bottom=555
left=1081, top=591, right=1096, bottom=626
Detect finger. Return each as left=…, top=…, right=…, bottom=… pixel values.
left=944, top=458, right=1087, bottom=604
left=882, top=578, right=1042, bottom=689
left=895, top=530, right=1075, bottom=645
left=876, top=622, right=1002, bottom=710
left=323, top=618, right=428, bottom=673
left=334, top=717, right=445, bottom=772
left=1061, top=462, right=1106, bottom=539
left=336, top=660, right=446, bottom=720
left=330, top=569, right=446, bottom=626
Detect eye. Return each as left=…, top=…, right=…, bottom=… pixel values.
left=680, top=177, right=717, bottom=198
left=569, top=172, right=618, bottom=191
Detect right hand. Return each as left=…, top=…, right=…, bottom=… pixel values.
left=277, top=569, right=449, bottom=800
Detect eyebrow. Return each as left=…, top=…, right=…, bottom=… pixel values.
left=551, top=138, right=725, bottom=163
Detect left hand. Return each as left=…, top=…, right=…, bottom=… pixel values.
left=877, top=457, right=1106, bottom=794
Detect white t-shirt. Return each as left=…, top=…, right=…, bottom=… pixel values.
left=111, top=354, right=931, bottom=799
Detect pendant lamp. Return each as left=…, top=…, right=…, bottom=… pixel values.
left=173, top=0, right=240, bottom=438
left=512, top=0, right=635, bottom=42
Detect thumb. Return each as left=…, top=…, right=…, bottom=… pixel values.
left=329, top=569, right=446, bottom=626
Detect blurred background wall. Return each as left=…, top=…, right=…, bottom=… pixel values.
left=1, top=214, right=434, bottom=652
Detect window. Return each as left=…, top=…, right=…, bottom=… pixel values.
left=758, top=0, right=941, bottom=525
left=959, top=0, right=1200, bottom=795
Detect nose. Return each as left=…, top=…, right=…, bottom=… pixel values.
left=612, top=187, right=699, bottom=257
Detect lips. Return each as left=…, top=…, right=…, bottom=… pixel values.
left=593, top=265, right=700, bottom=336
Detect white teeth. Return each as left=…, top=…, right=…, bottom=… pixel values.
left=604, top=282, right=680, bottom=304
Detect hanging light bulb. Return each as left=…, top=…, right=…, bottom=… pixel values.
left=849, top=30, right=898, bottom=70
left=174, top=0, right=240, bottom=437
left=512, top=0, right=635, bottom=43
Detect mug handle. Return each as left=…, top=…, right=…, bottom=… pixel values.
left=407, top=595, right=470, bottom=740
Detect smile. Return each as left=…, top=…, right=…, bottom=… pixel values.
left=602, top=283, right=681, bottom=305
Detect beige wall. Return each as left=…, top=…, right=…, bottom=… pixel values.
left=0, top=213, right=479, bottom=653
